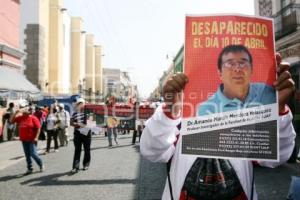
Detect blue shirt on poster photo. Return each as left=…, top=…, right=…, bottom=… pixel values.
left=198, top=82, right=276, bottom=116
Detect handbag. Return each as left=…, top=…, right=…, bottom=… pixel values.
left=182, top=158, right=248, bottom=200
left=38, top=129, right=46, bottom=140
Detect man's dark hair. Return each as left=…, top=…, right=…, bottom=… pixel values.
left=217, top=44, right=253, bottom=71
left=8, top=102, right=14, bottom=108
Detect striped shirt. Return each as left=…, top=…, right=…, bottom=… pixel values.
left=71, top=111, right=87, bottom=129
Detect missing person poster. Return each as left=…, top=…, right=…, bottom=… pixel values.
left=181, top=14, right=279, bottom=161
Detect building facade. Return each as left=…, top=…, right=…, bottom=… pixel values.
left=1, top=0, right=40, bottom=138
left=70, top=17, right=86, bottom=95
left=48, top=0, right=64, bottom=94
left=85, top=34, right=95, bottom=102
left=61, top=10, right=71, bottom=94
left=21, top=1, right=105, bottom=99
left=0, top=0, right=39, bottom=100
left=94, top=45, right=103, bottom=100
left=173, top=45, right=184, bottom=73
left=20, top=0, right=50, bottom=92
left=255, top=0, right=300, bottom=132
left=102, top=68, right=137, bottom=103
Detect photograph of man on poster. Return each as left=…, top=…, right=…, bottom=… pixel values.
left=198, top=44, right=276, bottom=116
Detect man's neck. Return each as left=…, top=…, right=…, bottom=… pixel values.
left=223, top=86, right=249, bottom=102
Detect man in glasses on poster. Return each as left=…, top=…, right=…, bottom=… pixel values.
left=198, top=44, right=276, bottom=116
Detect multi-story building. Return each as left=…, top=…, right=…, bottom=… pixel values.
left=94, top=45, right=103, bottom=100
left=20, top=0, right=104, bottom=99
left=102, top=68, right=137, bottom=102
left=20, top=0, right=49, bottom=92
left=85, top=34, right=95, bottom=102
left=70, top=17, right=86, bottom=95
left=173, top=45, right=184, bottom=73
left=1, top=0, right=40, bottom=138
left=255, top=0, right=300, bottom=132
left=102, top=68, right=120, bottom=101
left=48, top=0, right=65, bottom=95
left=61, top=10, right=71, bottom=94
left=0, top=0, right=39, bottom=100
left=149, top=86, right=161, bottom=101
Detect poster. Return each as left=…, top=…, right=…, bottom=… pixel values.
left=181, top=14, right=279, bottom=161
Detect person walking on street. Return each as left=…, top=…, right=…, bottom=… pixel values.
left=34, top=106, right=46, bottom=141
left=10, top=100, right=44, bottom=175
left=107, top=117, right=119, bottom=147
left=57, top=103, right=70, bottom=147
left=3, top=102, right=16, bottom=141
left=45, top=106, right=59, bottom=153
left=70, top=98, right=91, bottom=172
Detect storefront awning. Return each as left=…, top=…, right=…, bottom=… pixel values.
left=0, top=67, right=41, bottom=100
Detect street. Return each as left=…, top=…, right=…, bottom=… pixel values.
left=0, top=132, right=299, bottom=200
left=0, top=133, right=141, bottom=200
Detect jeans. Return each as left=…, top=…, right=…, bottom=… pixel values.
left=22, top=141, right=43, bottom=170
left=72, top=130, right=91, bottom=169
left=107, top=128, right=118, bottom=146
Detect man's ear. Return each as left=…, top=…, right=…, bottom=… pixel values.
left=218, top=69, right=222, bottom=81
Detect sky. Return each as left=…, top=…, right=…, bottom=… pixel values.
left=64, top=0, right=255, bottom=99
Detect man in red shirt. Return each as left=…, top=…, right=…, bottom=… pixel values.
left=10, top=100, right=44, bottom=175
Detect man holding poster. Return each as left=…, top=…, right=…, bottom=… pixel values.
left=140, top=15, right=296, bottom=200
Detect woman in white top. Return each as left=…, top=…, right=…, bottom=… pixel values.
left=45, top=106, right=59, bottom=153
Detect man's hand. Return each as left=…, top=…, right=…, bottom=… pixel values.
left=273, top=53, right=295, bottom=113
left=162, top=73, right=188, bottom=117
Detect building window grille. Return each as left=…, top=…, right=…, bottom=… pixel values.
left=259, top=0, right=273, bottom=17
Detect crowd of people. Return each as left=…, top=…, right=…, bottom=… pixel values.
left=0, top=97, right=144, bottom=175
left=2, top=99, right=71, bottom=175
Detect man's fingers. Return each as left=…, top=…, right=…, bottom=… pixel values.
left=173, top=76, right=188, bottom=90
left=173, top=73, right=189, bottom=85
left=274, top=71, right=291, bottom=88
left=162, top=73, right=189, bottom=107
left=163, top=73, right=189, bottom=93
left=275, top=78, right=295, bottom=91
left=168, top=78, right=182, bottom=92
left=276, top=53, right=281, bottom=66
left=163, top=81, right=178, bottom=93
left=277, top=61, right=290, bottom=74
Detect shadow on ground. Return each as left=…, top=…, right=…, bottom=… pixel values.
left=20, top=171, right=137, bottom=186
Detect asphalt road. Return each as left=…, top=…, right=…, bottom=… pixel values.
left=0, top=134, right=140, bottom=200
left=0, top=132, right=299, bottom=200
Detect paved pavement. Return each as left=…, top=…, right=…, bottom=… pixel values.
left=0, top=131, right=299, bottom=200
left=0, top=133, right=140, bottom=200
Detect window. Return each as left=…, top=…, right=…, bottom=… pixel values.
left=259, top=0, right=273, bottom=17
left=281, top=0, right=290, bottom=8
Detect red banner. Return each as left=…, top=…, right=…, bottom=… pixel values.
left=85, top=104, right=155, bottom=119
